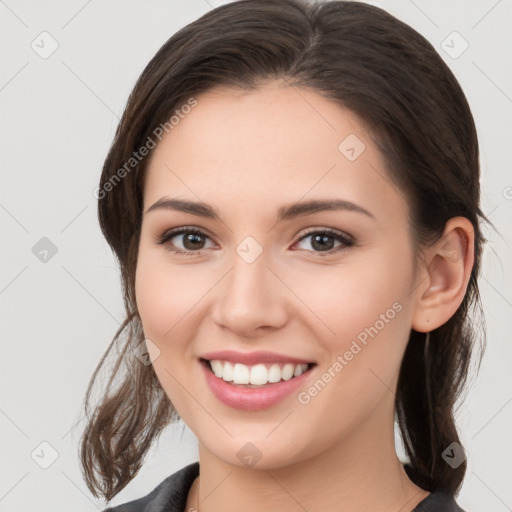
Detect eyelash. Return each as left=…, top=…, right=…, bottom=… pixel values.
left=154, top=226, right=355, bottom=257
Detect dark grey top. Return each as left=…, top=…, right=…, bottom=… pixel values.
left=103, top=461, right=466, bottom=512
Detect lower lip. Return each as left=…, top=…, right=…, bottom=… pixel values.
left=200, top=359, right=314, bottom=411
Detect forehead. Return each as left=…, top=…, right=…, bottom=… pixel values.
left=143, top=82, right=409, bottom=225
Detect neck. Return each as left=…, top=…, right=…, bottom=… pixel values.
left=186, top=408, right=429, bottom=512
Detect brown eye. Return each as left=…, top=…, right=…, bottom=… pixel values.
left=293, top=229, right=354, bottom=254
left=180, top=231, right=207, bottom=250
left=156, top=227, right=215, bottom=254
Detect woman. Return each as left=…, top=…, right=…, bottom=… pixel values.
left=80, top=1, right=487, bottom=510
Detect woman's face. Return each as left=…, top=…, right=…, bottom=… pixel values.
left=135, top=82, right=421, bottom=469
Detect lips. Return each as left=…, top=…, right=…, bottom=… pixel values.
left=198, top=351, right=317, bottom=411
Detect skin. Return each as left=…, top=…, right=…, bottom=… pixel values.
left=135, top=81, right=474, bottom=512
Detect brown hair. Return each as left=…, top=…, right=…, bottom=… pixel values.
left=80, top=0, right=487, bottom=501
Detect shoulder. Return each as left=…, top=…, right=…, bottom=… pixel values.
left=403, top=464, right=466, bottom=512
left=413, top=490, right=466, bottom=512
left=102, top=461, right=200, bottom=512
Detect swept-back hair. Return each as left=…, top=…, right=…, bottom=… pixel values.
left=80, top=0, right=486, bottom=501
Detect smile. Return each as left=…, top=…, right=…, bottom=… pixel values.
left=199, top=356, right=317, bottom=411
left=206, top=359, right=311, bottom=386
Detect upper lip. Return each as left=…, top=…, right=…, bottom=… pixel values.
left=199, top=350, right=314, bottom=366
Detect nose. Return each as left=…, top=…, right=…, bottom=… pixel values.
left=211, top=248, right=289, bottom=339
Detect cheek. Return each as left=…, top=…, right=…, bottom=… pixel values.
left=134, top=249, right=205, bottom=412
left=289, top=251, right=413, bottom=340
left=135, top=248, right=217, bottom=344
left=285, top=245, right=415, bottom=398
left=135, top=249, right=181, bottom=343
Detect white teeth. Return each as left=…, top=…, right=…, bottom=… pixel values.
left=221, top=361, right=233, bottom=381
left=294, top=363, right=305, bottom=377
left=210, top=360, right=223, bottom=378
left=208, top=360, right=309, bottom=385
left=268, top=363, right=282, bottom=383
left=250, top=364, right=268, bottom=385
left=232, top=363, right=250, bottom=384
left=281, top=363, right=294, bottom=381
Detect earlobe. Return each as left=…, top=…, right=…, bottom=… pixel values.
left=412, top=217, right=475, bottom=333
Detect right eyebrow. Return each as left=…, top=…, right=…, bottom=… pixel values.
left=144, top=197, right=375, bottom=221
left=145, top=198, right=220, bottom=219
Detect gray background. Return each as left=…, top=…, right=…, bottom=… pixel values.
left=1, top=0, right=511, bottom=510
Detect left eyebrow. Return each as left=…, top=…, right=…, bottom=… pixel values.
left=144, top=197, right=375, bottom=221
left=277, top=198, right=375, bottom=221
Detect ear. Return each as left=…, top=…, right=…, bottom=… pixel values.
left=411, top=217, right=475, bottom=332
